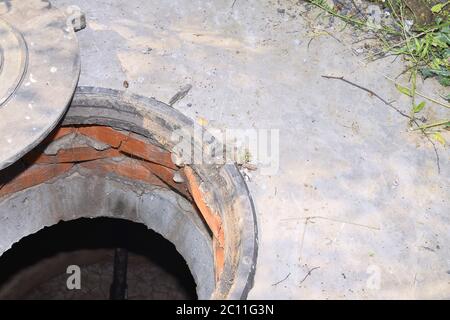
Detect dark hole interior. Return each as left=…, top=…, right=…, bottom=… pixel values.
left=0, top=217, right=198, bottom=300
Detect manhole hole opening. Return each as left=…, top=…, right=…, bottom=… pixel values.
left=0, top=217, right=198, bottom=300
left=0, top=87, right=258, bottom=300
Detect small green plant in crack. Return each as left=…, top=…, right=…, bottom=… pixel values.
left=306, top=0, right=449, bottom=142
left=307, top=0, right=449, bottom=86
left=388, top=3, right=450, bottom=87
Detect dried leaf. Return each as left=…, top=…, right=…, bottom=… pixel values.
left=433, top=132, right=446, bottom=146
left=197, top=117, right=208, bottom=126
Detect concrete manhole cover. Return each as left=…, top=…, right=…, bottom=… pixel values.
left=0, top=0, right=80, bottom=171
left=0, top=19, right=27, bottom=107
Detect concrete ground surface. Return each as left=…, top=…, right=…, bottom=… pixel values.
left=51, top=0, right=449, bottom=299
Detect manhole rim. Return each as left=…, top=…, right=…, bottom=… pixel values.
left=66, top=86, right=259, bottom=300
left=0, top=86, right=258, bottom=300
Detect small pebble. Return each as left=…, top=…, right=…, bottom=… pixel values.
left=173, top=171, right=185, bottom=183
left=142, top=47, right=152, bottom=54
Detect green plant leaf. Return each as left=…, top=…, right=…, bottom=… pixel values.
left=420, top=67, right=435, bottom=79
left=443, top=48, right=450, bottom=59
left=444, top=93, right=450, bottom=102
left=433, top=132, right=446, bottom=146
left=413, top=101, right=426, bottom=113
left=395, top=84, right=412, bottom=97
left=420, top=67, right=450, bottom=86
left=431, top=3, right=444, bottom=14
left=438, top=75, right=450, bottom=86
left=432, top=36, right=447, bottom=48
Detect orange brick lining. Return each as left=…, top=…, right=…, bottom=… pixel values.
left=0, top=125, right=225, bottom=281
left=184, top=166, right=225, bottom=282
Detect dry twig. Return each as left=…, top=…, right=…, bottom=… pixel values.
left=299, top=266, right=320, bottom=285
left=272, top=273, right=291, bottom=286
left=322, top=75, right=441, bottom=173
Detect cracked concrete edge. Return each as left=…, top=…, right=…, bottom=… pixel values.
left=63, top=86, right=258, bottom=299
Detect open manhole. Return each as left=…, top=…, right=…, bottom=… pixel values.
left=0, top=2, right=257, bottom=300
left=0, top=217, right=198, bottom=300
left=0, top=87, right=258, bottom=300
